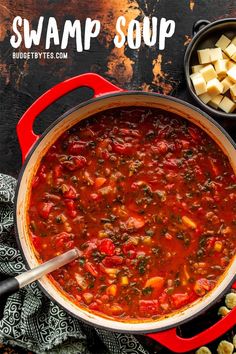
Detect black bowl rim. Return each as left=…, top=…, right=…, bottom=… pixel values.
left=184, top=17, right=236, bottom=119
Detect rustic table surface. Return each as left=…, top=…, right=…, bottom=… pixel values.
left=0, top=0, right=235, bottom=353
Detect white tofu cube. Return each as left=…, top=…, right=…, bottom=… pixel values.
left=221, top=76, right=234, bottom=93
left=215, top=35, right=231, bottom=50
left=206, top=78, right=223, bottom=96
left=209, top=95, right=223, bottom=109
left=222, top=52, right=229, bottom=59
left=224, top=43, right=236, bottom=58
left=231, top=52, right=236, bottom=62
left=197, top=49, right=211, bottom=64
left=214, top=59, right=228, bottom=79
left=190, top=72, right=202, bottom=81
left=227, top=66, right=236, bottom=83
left=192, top=64, right=204, bottom=73
left=199, top=92, right=212, bottom=104
left=230, top=84, right=236, bottom=101
left=199, top=64, right=217, bottom=82
left=210, top=48, right=223, bottom=62
left=231, top=36, right=236, bottom=46
left=227, top=60, right=236, bottom=70
left=192, top=75, right=207, bottom=95
left=230, top=83, right=236, bottom=96
left=218, top=96, right=235, bottom=113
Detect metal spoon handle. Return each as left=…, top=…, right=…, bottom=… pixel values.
left=0, top=248, right=80, bottom=298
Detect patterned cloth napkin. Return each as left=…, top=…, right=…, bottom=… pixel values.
left=0, top=173, right=149, bottom=354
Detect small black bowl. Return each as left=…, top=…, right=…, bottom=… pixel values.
left=184, top=18, right=236, bottom=120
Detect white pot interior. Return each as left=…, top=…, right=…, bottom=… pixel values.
left=16, top=93, right=236, bottom=333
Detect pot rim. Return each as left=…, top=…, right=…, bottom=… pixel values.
left=14, top=90, right=236, bottom=333
left=184, top=17, right=236, bottom=119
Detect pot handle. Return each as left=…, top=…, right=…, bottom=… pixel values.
left=17, top=73, right=123, bottom=163
left=147, top=303, right=236, bottom=353
left=192, top=19, right=211, bottom=36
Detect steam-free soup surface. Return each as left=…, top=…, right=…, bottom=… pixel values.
left=28, top=107, right=236, bottom=321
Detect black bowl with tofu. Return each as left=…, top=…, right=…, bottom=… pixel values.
left=184, top=18, right=236, bottom=119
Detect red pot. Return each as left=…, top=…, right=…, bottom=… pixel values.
left=15, top=73, right=236, bottom=352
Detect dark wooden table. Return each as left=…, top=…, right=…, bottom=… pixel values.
left=0, top=0, right=236, bottom=353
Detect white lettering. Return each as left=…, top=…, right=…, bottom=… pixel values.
left=45, top=17, right=60, bottom=49
left=61, top=20, right=83, bottom=52
left=114, top=16, right=126, bottom=48
left=10, top=16, right=22, bottom=48
left=159, top=18, right=175, bottom=50
left=84, top=18, right=100, bottom=50
left=143, top=16, right=158, bottom=46
left=127, top=20, right=141, bottom=49
left=24, top=16, right=44, bottom=48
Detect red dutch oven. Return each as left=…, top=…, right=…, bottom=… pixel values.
left=15, top=73, right=236, bottom=353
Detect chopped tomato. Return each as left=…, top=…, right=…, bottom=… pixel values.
left=55, top=232, right=72, bottom=248
left=102, top=256, right=124, bottom=267
left=62, top=156, right=87, bottom=171
left=112, top=142, right=133, bottom=155
left=188, top=127, right=200, bottom=142
left=63, top=186, right=77, bottom=199
left=31, top=234, right=42, bottom=251
left=54, top=165, right=63, bottom=178
left=37, top=202, right=53, bottom=219
left=172, top=293, right=190, bottom=308
left=67, top=141, right=86, bottom=155
left=32, top=176, right=40, bottom=188
left=98, top=239, right=115, bottom=256
left=194, top=278, right=212, bottom=296
left=125, top=216, right=145, bottom=230
left=139, top=300, right=159, bottom=315
left=85, top=262, right=98, bottom=277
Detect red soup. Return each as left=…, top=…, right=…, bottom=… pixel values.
left=28, top=107, right=236, bottom=321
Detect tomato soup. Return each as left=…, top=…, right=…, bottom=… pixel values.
left=28, top=107, right=236, bottom=321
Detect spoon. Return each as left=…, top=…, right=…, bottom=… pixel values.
left=0, top=248, right=80, bottom=298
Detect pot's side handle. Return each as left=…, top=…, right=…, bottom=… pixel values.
left=192, top=19, right=211, bottom=36
left=17, top=73, right=123, bottom=163
left=147, top=306, right=236, bottom=353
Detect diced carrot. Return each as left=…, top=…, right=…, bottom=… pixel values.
left=143, top=236, right=152, bottom=245
left=109, top=304, right=124, bottom=315
left=106, top=284, right=117, bottom=296
left=182, top=215, right=196, bottom=229
left=120, top=276, right=129, bottom=286
left=95, top=177, right=107, bottom=188
left=214, top=241, right=223, bottom=252
left=144, top=276, right=164, bottom=292
left=83, top=292, right=93, bottom=304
